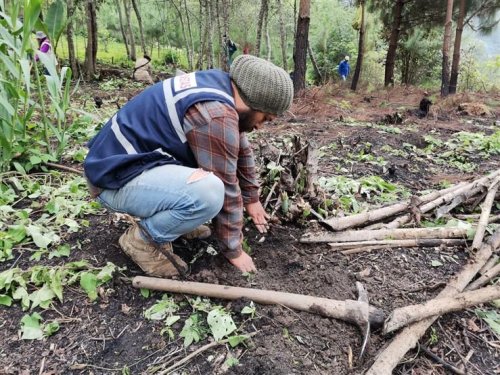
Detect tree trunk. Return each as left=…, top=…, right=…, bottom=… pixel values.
left=255, top=0, right=268, bottom=57
left=384, top=0, right=404, bottom=86
left=115, top=0, right=130, bottom=59
left=277, top=0, right=288, bottom=71
left=307, top=43, right=322, bottom=82
left=293, top=0, right=310, bottom=94
left=351, top=0, right=365, bottom=91
left=206, top=0, right=215, bottom=68
left=124, top=0, right=136, bottom=61
left=131, top=0, right=147, bottom=55
left=265, top=8, right=271, bottom=60
left=84, top=0, right=97, bottom=78
left=449, top=0, right=466, bottom=94
left=441, top=0, right=454, bottom=97
left=197, top=0, right=205, bottom=69
left=170, top=0, right=191, bottom=70
left=66, top=0, right=79, bottom=79
left=184, top=0, right=194, bottom=70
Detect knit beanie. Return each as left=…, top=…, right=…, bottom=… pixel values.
left=229, top=55, right=293, bottom=115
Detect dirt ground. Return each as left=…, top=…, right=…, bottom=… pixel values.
left=1, top=77, right=499, bottom=375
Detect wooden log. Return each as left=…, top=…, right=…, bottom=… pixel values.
left=366, top=228, right=500, bottom=375
left=471, top=177, right=500, bottom=250
left=465, top=262, right=500, bottom=291
left=322, top=183, right=466, bottom=231
left=340, top=239, right=465, bottom=255
left=435, top=183, right=487, bottom=219
left=479, top=255, right=499, bottom=275
left=132, top=277, right=386, bottom=328
left=301, top=227, right=467, bottom=244
left=384, top=170, right=500, bottom=229
left=453, top=214, right=500, bottom=224
left=383, top=285, right=500, bottom=334
left=329, top=238, right=466, bottom=250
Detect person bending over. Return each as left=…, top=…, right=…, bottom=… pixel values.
left=84, top=55, right=294, bottom=277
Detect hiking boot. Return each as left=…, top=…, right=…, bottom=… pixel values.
left=119, top=225, right=188, bottom=277
left=182, top=225, right=211, bottom=240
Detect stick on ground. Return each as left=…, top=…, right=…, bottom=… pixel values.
left=301, top=227, right=467, bottom=243
left=383, top=285, right=500, bottom=334
left=366, top=228, right=500, bottom=375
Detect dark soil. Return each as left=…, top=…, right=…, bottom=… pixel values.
left=1, top=77, right=499, bottom=375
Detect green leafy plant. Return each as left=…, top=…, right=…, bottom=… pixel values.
left=19, top=312, right=60, bottom=340
left=0, top=1, right=75, bottom=173
left=476, top=310, right=500, bottom=337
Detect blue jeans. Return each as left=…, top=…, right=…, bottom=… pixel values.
left=97, top=165, right=224, bottom=243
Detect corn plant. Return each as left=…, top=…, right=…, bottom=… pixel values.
left=0, top=0, right=71, bottom=173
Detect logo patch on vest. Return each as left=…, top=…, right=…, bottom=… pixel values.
left=174, top=73, right=198, bottom=91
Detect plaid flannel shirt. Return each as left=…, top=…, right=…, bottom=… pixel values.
left=184, top=101, right=260, bottom=259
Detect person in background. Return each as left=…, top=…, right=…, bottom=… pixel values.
left=338, top=55, right=350, bottom=81
left=133, top=55, right=154, bottom=84
left=224, top=35, right=238, bottom=67
left=35, top=31, right=57, bottom=73
left=84, top=55, right=294, bottom=278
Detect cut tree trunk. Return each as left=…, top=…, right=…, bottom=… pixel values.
left=384, top=170, right=500, bottom=229
left=471, top=177, right=500, bottom=249
left=384, top=284, right=500, bottom=334
left=323, top=183, right=466, bottom=231
left=466, top=262, right=500, bottom=291
left=366, top=228, right=500, bottom=375
left=301, top=227, right=467, bottom=244
left=131, top=0, right=147, bottom=55
left=115, top=0, right=130, bottom=59
left=336, top=239, right=466, bottom=255
left=132, top=277, right=386, bottom=328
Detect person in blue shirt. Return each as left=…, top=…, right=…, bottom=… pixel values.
left=338, top=55, right=350, bottom=81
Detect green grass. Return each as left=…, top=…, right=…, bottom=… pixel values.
left=55, top=36, right=175, bottom=68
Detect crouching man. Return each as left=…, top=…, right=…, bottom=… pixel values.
left=84, top=55, right=294, bottom=277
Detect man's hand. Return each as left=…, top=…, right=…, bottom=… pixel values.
left=245, top=201, right=270, bottom=233
left=229, top=251, right=257, bottom=273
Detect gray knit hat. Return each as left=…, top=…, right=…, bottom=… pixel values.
left=230, top=55, right=293, bottom=115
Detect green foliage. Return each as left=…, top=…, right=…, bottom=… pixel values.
left=0, top=1, right=74, bottom=172
left=20, top=312, right=59, bottom=340
left=476, top=310, right=500, bottom=337
left=44, top=0, right=66, bottom=49
left=180, top=313, right=208, bottom=347
left=318, top=175, right=409, bottom=214
left=0, top=173, right=101, bottom=262
left=311, top=0, right=357, bottom=82
left=0, top=261, right=118, bottom=311
left=397, top=28, right=441, bottom=86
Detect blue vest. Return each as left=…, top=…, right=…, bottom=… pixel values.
left=84, top=70, right=236, bottom=189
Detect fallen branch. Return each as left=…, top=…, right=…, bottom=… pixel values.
left=322, top=183, right=466, bottom=231
left=366, top=228, right=500, bottom=375
left=418, top=343, right=466, bottom=375
left=45, top=162, right=83, bottom=175
left=384, top=170, right=500, bottom=229
left=383, top=284, right=500, bottom=334
left=340, top=239, right=465, bottom=255
left=471, top=176, right=500, bottom=249
left=301, top=227, right=467, bottom=243
left=156, top=332, right=258, bottom=375
left=453, top=214, right=500, bottom=224
left=479, top=255, right=499, bottom=275
left=329, top=238, right=466, bottom=251
left=465, top=262, right=500, bottom=291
